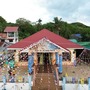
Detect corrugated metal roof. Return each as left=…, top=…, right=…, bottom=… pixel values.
left=4, top=26, right=18, bottom=32
left=8, top=29, right=83, bottom=50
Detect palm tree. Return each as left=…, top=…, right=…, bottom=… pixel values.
left=53, top=17, right=62, bottom=35
left=36, top=19, right=42, bottom=31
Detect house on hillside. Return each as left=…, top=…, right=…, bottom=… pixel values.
left=0, top=33, right=7, bottom=42
left=0, top=26, right=19, bottom=44
left=4, top=26, right=19, bottom=43
left=0, top=26, right=19, bottom=59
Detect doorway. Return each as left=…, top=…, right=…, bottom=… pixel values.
left=37, top=53, right=52, bottom=65
left=37, top=53, right=52, bottom=73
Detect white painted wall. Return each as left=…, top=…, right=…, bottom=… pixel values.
left=65, top=84, right=88, bottom=90
left=59, top=81, right=88, bottom=90
left=0, top=82, right=88, bottom=90
left=6, top=32, right=18, bottom=44
left=0, top=82, right=33, bottom=90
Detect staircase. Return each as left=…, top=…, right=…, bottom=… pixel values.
left=32, top=65, right=62, bottom=90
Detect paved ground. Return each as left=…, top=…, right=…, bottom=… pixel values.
left=62, top=61, right=90, bottom=79
left=0, top=61, right=90, bottom=82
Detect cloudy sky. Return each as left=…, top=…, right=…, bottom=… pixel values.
left=0, top=0, right=90, bottom=26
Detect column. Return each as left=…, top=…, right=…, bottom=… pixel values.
left=58, top=50, right=63, bottom=73
left=88, top=77, right=90, bottom=90
left=14, top=50, right=19, bottom=62
left=62, top=77, right=66, bottom=90
left=28, top=49, right=34, bottom=74
left=28, top=74, right=32, bottom=90
left=52, top=52, right=56, bottom=65
left=56, top=52, right=59, bottom=65
left=58, top=54, right=63, bottom=73
left=34, top=52, right=38, bottom=65
left=2, top=75, right=6, bottom=90
left=40, top=53, right=43, bottom=65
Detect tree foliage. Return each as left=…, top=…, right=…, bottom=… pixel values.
left=0, top=16, right=7, bottom=32
left=0, top=16, right=90, bottom=41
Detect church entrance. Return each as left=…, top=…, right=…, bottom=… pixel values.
left=37, top=53, right=52, bottom=73
left=37, top=53, right=52, bottom=65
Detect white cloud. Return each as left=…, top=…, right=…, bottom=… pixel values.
left=0, top=0, right=51, bottom=23
left=0, top=0, right=90, bottom=26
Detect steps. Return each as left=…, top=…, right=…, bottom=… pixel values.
left=32, top=65, right=62, bottom=90
left=32, top=73, right=61, bottom=90
left=38, top=64, right=52, bottom=73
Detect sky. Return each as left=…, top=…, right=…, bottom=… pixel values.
left=0, top=0, right=90, bottom=26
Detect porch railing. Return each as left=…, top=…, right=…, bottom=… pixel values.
left=33, top=65, right=37, bottom=86
left=53, top=65, right=59, bottom=86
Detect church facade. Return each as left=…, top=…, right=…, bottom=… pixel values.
left=7, top=29, right=83, bottom=68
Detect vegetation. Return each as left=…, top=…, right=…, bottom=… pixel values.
left=0, top=16, right=90, bottom=41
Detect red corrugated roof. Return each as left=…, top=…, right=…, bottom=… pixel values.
left=8, top=29, right=83, bottom=49
left=4, top=26, right=18, bottom=32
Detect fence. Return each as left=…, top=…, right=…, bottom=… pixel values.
left=0, top=83, right=33, bottom=90
left=61, top=76, right=90, bottom=90
left=0, top=75, right=33, bottom=83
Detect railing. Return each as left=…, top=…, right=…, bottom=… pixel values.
left=65, top=77, right=88, bottom=84
left=53, top=65, right=59, bottom=86
left=33, top=65, right=37, bottom=86
left=0, top=75, right=33, bottom=83
left=55, top=66, right=59, bottom=85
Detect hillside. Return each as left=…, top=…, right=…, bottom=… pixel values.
left=0, top=16, right=90, bottom=42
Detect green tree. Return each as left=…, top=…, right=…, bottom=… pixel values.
left=16, top=18, right=35, bottom=39
left=53, top=17, right=62, bottom=34
left=35, top=18, right=42, bottom=31
left=0, top=16, right=7, bottom=32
